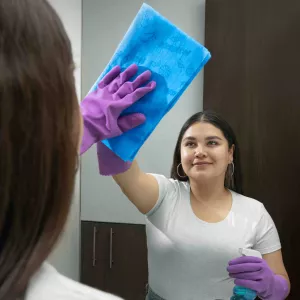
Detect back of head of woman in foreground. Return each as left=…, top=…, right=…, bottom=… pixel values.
left=0, top=0, right=80, bottom=298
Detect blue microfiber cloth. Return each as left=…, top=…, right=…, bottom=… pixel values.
left=90, top=3, right=211, bottom=162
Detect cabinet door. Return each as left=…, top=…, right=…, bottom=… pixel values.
left=81, top=221, right=110, bottom=290
left=81, top=221, right=148, bottom=300
left=105, top=223, right=148, bottom=300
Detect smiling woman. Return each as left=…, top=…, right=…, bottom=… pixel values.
left=109, top=110, right=290, bottom=300
left=171, top=111, right=242, bottom=194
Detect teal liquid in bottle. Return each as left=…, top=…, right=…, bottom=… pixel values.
left=230, top=285, right=257, bottom=300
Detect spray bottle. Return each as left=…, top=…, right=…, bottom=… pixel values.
left=230, top=248, right=262, bottom=300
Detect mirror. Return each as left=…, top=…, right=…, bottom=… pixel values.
left=80, top=1, right=299, bottom=299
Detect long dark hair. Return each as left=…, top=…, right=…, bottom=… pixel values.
left=0, top=0, right=79, bottom=299
left=170, top=111, right=243, bottom=194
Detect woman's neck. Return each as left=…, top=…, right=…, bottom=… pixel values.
left=189, top=176, right=228, bottom=204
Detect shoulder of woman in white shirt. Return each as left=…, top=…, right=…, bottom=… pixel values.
left=25, top=262, right=123, bottom=300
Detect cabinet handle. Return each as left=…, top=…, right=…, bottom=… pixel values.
left=109, top=228, right=114, bottom=269
left=92, top=226, right=97, bottom=267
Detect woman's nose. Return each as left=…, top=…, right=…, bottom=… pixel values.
left=194, top=146, right=207, bottom=157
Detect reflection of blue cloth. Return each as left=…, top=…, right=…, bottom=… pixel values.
left=91, top=3, right=211, bottom=162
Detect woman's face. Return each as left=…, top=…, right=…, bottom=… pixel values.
left=180, top=122, right=234, bottom=182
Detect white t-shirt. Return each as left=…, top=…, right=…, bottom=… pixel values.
left=145, top=174, right=281, bottom=300
left=25, top=262, right=123, bottom=300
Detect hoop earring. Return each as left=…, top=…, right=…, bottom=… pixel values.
left=177, top=163, right=186, bottom=178
left=231, top=162, right=235, bottom=177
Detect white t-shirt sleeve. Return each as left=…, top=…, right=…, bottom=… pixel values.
left=253, top=204, right=281, bottom=255
left=145, top=174, right=180, bottom=228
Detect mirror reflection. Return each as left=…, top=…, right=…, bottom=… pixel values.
left=1, top=0, right=299, bottom=300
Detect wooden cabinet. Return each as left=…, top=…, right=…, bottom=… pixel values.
left=81, top=221, right=148, bottom=300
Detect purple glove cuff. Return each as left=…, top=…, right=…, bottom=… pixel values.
left=264, top=275, right=289, bottom=300
left=80, top=115, right=97, bottom=155
left=97, top=142, right=132, bottom=176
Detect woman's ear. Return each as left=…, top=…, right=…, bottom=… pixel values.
left=229, top=144, right=235, bottom=162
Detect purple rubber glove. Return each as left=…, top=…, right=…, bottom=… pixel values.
left=227, top=256, right=289, bottom=300
left=80, top=64, right=155, bottom=155
left=96, top=68, right=156, bottom=176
